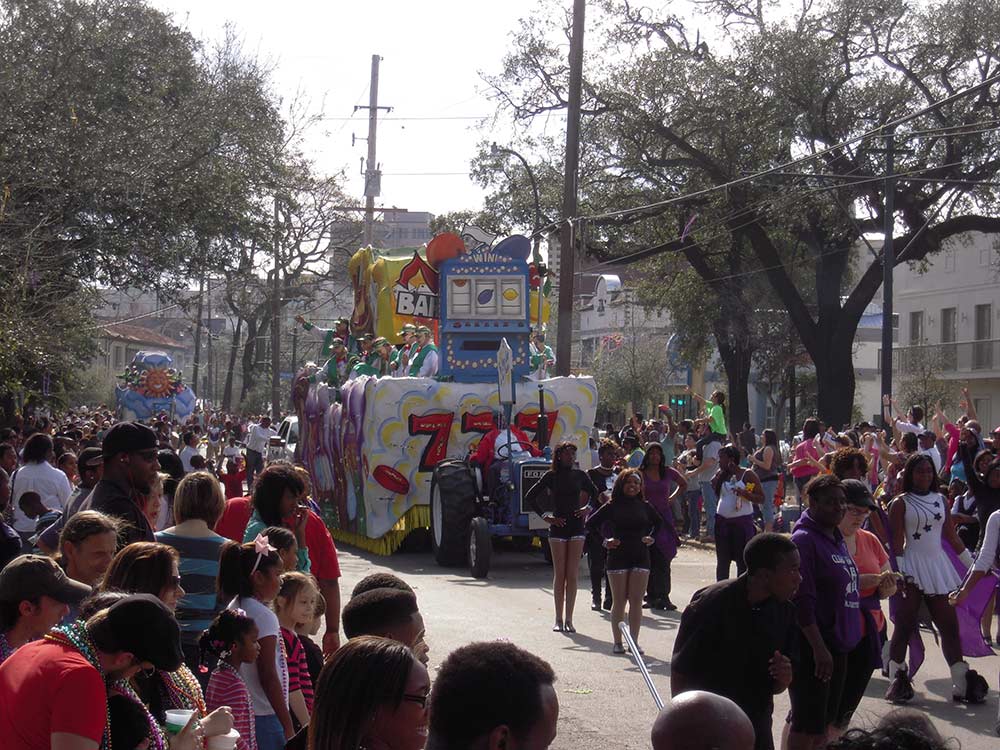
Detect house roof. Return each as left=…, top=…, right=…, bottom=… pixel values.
left=98, top=322, right=185, bottom=349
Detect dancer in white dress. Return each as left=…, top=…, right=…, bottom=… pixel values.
left=885, top=453, right=988, bottom=705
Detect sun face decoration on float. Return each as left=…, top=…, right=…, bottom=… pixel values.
left=116, top=351, right=196, bottom=420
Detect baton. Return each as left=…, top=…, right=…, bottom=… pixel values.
left=618, top=621, right=664, bottom=710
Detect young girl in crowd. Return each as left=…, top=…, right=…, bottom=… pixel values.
left=219, top=458, right=248, bottom=500
left=263, top=526, right=309, bottom=572
left=274, top=571, right=318, bottom=731
left=218, top=536, right=293, bottom=750
left=295, top=592, right=326, bottom=686
left=202, top=608, right=260, bottom=750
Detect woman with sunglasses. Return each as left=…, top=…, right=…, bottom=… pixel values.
left=101, top=542, right=235, bottom=737
left=308, top=635, right=429, bottom=750
left=833, top=479, right=896, bottom=738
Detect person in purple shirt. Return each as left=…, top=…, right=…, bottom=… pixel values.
left=786, top=474, right=861, bottom=750
left=640, top=443, right=686, bottom=610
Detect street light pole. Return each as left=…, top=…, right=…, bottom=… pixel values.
left=880, top=128, right=896, bottom=430
left=490, top=142, right=543, bottom=250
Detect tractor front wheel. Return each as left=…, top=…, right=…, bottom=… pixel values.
left=469, top=517, right=492, bottom=578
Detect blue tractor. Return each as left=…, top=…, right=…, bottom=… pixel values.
left=429, top=409, right=553, bottom=578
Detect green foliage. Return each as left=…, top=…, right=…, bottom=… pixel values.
left=0, top=0, right=291, bottom=406
left=590, top=323, right=671, bottom=416
left=480, top=0, right=1000, bottom=424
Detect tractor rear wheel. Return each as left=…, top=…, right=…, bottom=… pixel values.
left=469, top=517, right=492, bottom=578
left=430, top=461, right=476, bottom=567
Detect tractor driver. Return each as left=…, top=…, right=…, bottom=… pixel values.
left=471, top=417, right=541, bottom=498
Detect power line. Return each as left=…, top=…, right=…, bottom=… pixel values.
left=577, top=71, right=1000, bottom=223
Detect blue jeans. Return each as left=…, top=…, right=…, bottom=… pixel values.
left=255, top=714, right=285, bottom=750
left=760, top=479, right=779, bottom=526
left=685, top=490, right=702, bottom=537
left=699, top=481, right=717, bottom=537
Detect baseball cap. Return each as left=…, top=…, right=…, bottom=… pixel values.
left=77, top=447, right=104, bottom=470
left=103, top=594, right=184, bottom=671
left=842, top=479, right=877, bottom=509
left=373, top=337, right=389, bottom=348
left=415, top=325, right=432, bottom=334
left=330, top=337, right=346, bottom=349
left=102, top=422, right=158, bottom=459
left=397, top=324, right=416, bottom=336
left=0, top=554, right=92, bottom=605
left=919, top=430, right=936, bottom=440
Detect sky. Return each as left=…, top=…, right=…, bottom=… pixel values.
left=151, top=0, right=550, bottom=218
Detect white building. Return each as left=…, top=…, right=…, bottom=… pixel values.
left=854, top=232, right=1000, bottom=428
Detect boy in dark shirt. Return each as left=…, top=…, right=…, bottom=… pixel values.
left=672, top=533, right=801, bottom=750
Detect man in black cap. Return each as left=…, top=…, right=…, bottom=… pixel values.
left=87, top=421, right=160, bottom=546
left=0, top=554, right=91, bottom=663
left=0, top=593, right=184, bottom=750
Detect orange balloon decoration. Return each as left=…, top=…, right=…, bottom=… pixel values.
left=425, top=232, right=465, bottom=269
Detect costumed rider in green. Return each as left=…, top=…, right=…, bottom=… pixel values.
left=349, top=337, right=394, bottom=379
left=294, top=314, right=359, bottom=355
left=390, top=324, right=417, bottom=374
left=528, top=329, right=555, bottom=380
left=308, top=337, right=352, bottom=391
left=407, top=325, right=439, bottom=378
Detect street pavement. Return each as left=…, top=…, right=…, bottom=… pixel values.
left=328, top=541, right=999, bottom=750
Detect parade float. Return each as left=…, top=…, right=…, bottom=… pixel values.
left=294, top=229, right=596, bottom=556
left=116, top=351, right=197, bottom=420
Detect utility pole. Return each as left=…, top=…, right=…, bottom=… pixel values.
left=880, top=128, right=896, bottom=430
left=289, top=329, right=298, bottom=409
left=555, top=0, right=586, bottom=376
left=271, top=197, right=282, bottom=421
left=356, top=55, right=391, bottom=248
left=192, top=273, right=204, bottom=395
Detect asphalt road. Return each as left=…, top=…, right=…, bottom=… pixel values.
left=328, top=541, right=998, bottom=750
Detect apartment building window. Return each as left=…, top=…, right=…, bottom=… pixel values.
left=974, top=303, right=993, bottom=370
left=944, top=249, right=956, bottom=272
left=909, top=311, right=924, bottom=345
left=940, top=307, right=957, bottom=369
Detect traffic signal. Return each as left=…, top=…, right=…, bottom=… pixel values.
left=668, top=395, right=687, bottom=408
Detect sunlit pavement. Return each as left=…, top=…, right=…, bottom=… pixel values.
left=324, top=542, right=999, bottom=750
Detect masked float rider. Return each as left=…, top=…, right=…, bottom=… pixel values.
left=295, top=315, right=359, bottom=356
left=407, top=325, right=439, bottom=378
left=390, top=324, right=417, bottom=374
left=528, top=331, right=555, bottom=380
left=308, top=337, right=351, bottom=390
left=349, top=337, right=394, bottom=380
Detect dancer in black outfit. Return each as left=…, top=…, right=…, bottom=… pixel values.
left=525, top=441, right=598, bottom=633
left=586, top=439, right=618, bottom=611
left=585, top=468, right=661, bottom=654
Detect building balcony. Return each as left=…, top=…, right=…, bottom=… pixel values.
left=887, top=339, right=1000, bottom=378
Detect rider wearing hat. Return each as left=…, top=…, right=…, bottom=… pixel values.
left=391, top=324, right=417, bottom=374
left=408, top=326, right=439, bottom=378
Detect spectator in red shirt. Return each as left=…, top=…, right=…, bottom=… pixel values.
left=0, top=555, right=91, bottom=664
left=232, top=464, right=342, bottom=655
left=0, top=593, right=187, bottom=750
left=219, top=458, right=247, bottom=500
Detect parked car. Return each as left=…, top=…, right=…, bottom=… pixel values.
left=277, top=416, right=299, bottom=464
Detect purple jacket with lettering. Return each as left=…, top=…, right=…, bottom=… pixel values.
left=791, top=510, right=862, bottom=654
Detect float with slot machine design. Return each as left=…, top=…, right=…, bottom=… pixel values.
left=294, top=230, right=595, bottom=571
